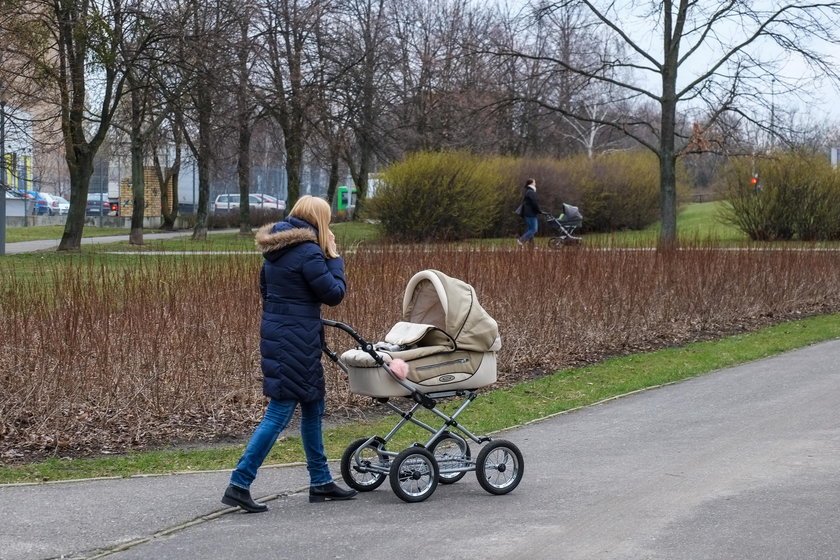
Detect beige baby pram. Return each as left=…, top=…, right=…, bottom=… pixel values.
left=323, top=269, right=524, bottom=503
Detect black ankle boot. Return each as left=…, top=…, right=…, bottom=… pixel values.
left=309, top=481, right=358, bottom=503
left=222, top=484, right=268, bottom=513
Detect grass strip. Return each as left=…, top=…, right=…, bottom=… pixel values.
left=5, top=226, right=132, bottom=243
left=2, top=313, right=838, bottom=485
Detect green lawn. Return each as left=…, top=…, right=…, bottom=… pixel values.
left=0, top=201, right=751, bottom=249
left=583, top=200, right=749, bottom=246
left=5, top=225, right=131, bottom=243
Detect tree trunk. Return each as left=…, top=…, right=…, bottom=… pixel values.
left=659, top=17, right=679, bottom=250
left=285, top=133, right=303, bottom=209
left=192, top=86, right=212, bottom=241
left=58, top=154, right=95, bottom=251
left=129, top=90, right=145, bottom=246
left=129, top=141, right=145, bottom=245
left=157, top=148, right=181, bottom=231
left=326, top=151, right=339, bottom=205
left=237, top=114, right=252, bottom=235
left=160, top=121, right=183, bottom=231
left=193, top=149, right=210, bottom=241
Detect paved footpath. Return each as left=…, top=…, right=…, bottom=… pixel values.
left=3, top=229, right=238, bottom=255
left=2, top=339, right=839, bottom=560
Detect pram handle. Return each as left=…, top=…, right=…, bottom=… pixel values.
left=322, top=319, right=383, bottom=365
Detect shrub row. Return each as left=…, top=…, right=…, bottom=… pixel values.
left=369, top=151, right=677, bottom=241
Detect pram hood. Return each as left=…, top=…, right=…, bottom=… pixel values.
left=401, top=269, right=501, bottom=352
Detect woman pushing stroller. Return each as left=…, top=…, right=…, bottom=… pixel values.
left=222, top=195, right=357, bottom=513
left=516, top=178, right=542, bottom=247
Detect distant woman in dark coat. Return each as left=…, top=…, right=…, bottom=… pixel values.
left=517, top=178, right=542, bottom=247
left=222, top=195, right=356, bottom=513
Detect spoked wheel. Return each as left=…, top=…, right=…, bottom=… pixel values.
left=475, top=439, right=524, bottom=495
left=389, top=447, right=439, bottom=503
left=430, top=431, right=470, bottom=484
left=548, top=237, right=564, bottom=248
left=340, top=437, right=389, bottom=492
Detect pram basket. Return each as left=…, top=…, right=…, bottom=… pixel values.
left=543, top=203, right=583, bottom=247
left=322, top=270, right=524, bottom=503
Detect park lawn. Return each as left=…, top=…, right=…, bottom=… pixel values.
left=5, top=225, right=131, bottom=243
left=1, top=312, right=839, bottom=484
left=82, top=221, right=382, bottom=253
left=3, top=202, right=753, bottom=252
left=582, top=200, right=749, bottom=247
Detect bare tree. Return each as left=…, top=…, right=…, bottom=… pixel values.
left=333, top=0, right=392, bottom=214
left=252, top=0, right=329, bottom=210
left=4, top=0, right=130, bottom=251
left=119, top=2, right=171, bottom=245
left=151, top=112, right=183, bottom=230
left=232, top=3, right=260, bottom=235
left=169, top=0, right=239, bottom=240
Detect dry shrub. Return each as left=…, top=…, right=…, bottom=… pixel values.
left=2, top=245, right=840, bottom=461
left=370, top=151, right=512, bottom=241
left=373, top=151, right=671, bottom=241
left=207, top=208, right=285, bottom=229
left=722, top=152, right=840, bottom=241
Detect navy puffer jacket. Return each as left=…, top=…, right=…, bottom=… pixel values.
left=254, top=216, right=346, bottom=402
left=522, top=186, right=542, bottom=217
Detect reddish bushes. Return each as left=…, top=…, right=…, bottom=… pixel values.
left=2, top=245, right=840, bottom=460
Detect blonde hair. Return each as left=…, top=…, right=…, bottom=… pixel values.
left=289, top=195, right=338, bottom=258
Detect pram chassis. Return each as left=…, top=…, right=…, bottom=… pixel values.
left=543, top=212, right=582, bottom=247
left=323, top=319, right=524, bottom=503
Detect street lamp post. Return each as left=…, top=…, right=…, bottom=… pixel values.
left=1, top=92, right=7, bottom=256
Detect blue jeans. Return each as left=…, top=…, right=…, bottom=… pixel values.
left=519, top=216, right=539, bottom=243
left=229, top=398, right=332, bottom=489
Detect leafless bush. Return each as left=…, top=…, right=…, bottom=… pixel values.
left=2, top=245, right=840, bottom=461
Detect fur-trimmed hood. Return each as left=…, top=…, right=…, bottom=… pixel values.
left=254, top=218, right=318, bottom=257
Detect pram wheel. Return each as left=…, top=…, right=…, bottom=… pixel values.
left=430, top=431, right=470, bottom=484
left=549, top=237, right=581, bottom=248
left=475, top=440, right=524, bottom=495
left=340, top=437, right=389, bottom=492
left=389, top=447, right=439, bottom=503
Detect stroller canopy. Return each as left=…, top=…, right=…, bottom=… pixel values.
left=402, top=270, right=501, bottom=352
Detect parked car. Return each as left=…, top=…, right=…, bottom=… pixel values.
left=54, top=195, right=70, bottom=215
left=255, top=194, right=286, bottom=212
left=38, top=192, right=63, bottom=216
left=86, top=193, right=118, bottom=216
left=20, top=190, right=51, bottom=215
left=213, top=193, right=285, bottom=213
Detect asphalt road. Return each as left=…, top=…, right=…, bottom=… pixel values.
left=2, top=340, right=839, bottom=560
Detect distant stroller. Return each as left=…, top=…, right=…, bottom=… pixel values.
left=543, top=203, right=583, bottom=247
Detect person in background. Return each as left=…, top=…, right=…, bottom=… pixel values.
left=222, top=195, right=357, bottom=513
left=517, top=178, right=542, bottom=247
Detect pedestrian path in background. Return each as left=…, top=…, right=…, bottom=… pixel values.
left=4, top=229, right=238, bottom=255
